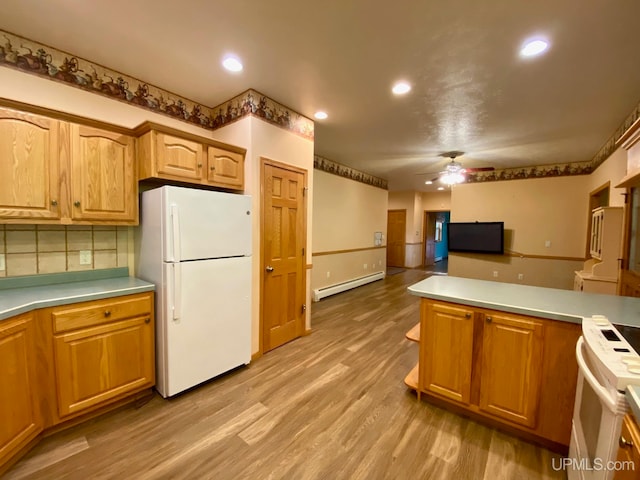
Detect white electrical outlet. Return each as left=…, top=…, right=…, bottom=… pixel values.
left=364, top=263, right=368, bottom=269
left=518, top=273, right=524, bottom=280
left=379, top=260, right=382, bottom=265
left=493, top=271, right=498, bottom=277
left=545, top=240, right=551, bottom=248
left=79, top=250, right=92, bottom=265
left=326, top=271, right=331, bottom=278
left=0, top=253, right=4, bottom=271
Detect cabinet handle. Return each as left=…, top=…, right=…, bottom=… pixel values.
left=74, top=201, right=81, bottom=207
left=620, top=435, right=634, bottom=448
left=145, top=318, right=151, bottom=324
left=198, top=163, right=203, bottom=168
left=104, top=310, right=111, bottom=317
left=210, top=166, right=216, bottom=171
left=465, top=313, right=471, bottom=319
left=51, top=199, right=58, bottom=206
left=486, top=316, right=493, bottom=323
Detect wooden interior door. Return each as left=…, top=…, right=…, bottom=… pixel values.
left=262, top=160, right=307, bottom=352
left=386, top=209, right=406, bottom=268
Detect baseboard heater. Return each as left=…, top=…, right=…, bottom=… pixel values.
left=312, top=271, right=385, bottom=302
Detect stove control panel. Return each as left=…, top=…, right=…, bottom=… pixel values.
left=582, top=315, right=640, bottom=390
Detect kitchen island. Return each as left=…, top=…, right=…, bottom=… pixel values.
left=406, top=275, right=640, bottom=453
left=0, top=268, right=155, bottom=475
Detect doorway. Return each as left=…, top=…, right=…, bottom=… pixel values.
left=387, top=209, right=406, bottom=268
left=261, top=158, right=307, bottom=353
left=423, top=210, right=449, bottom=273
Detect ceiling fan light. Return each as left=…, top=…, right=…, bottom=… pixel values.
left=425, top=180, right=433, bottom=185
left=440, top=172, right=465, bottom=185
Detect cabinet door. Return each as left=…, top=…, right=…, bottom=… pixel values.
left=614, top=413, right=640, bottom=480
left=0, top=313, right=42, bottom=466
left=53, top=315, right=154, bottom=417
left=479, top=312, right=543, bottom=428
left=70, top=124, right=137, bottom=223
left=156, top=132, right=204, bottom=181
left=0, top=108, right=61, bottom=220
left=206, top=146, right=244, bottom=190
left=421, top=301, right=474, bottom=404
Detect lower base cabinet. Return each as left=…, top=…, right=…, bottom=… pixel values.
left=416, top=299, right=580, bottom=449
left=614, top=413, right=640, bottom=479
left=0, top=292, right=155, bottom=475
left=0, top=313, right=42, bottom=469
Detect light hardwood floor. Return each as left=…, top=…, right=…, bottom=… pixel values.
left=5, top=270, right=566, bottom=480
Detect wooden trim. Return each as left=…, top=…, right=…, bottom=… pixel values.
left=303, top=328, right=312, bottom=336
left=503, top=251, right=585, bottom=262
left=616, top=116, right=640, bottom=149
left=0, top=97, right=133, bottom=135
left=251, top=351, right=263, bottom=362
left=406, top=242, right=423, bottom=246
left=306, top=264, right=313, bottom=270
left=312, top=246, right=386, bottom=256
left=132, top=121, right=247, bottom=154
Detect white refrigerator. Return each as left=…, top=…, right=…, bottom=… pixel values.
left=136, top=185, right=252, bottom=398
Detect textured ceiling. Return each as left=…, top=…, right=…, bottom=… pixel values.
left=2, top=0, right=640, bottom=191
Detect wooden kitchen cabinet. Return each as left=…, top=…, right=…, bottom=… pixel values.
left=414, top=298, right=579, bottom=449
left=0, top=107, right=61, bottom=221
left=614, top=413, right=640, bottom=479
left=207, top=145, right=244, bottom=189
left=0, top=100, right=139, bottom=225
left=420, top=301, right=474, bottom=404
left=136, top=122, right=246, bottom=191
left=0, top=312, right=42, bottom=469
left=69, top=124, right=138, bottom=223
left=479, top=312, right=543, bottom=428
left=49, top=293, right=154, bottom=418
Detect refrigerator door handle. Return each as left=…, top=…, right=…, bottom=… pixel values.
left=172, top=263, right=182, bottom=321
left=170, top=204, right=182, bottom=262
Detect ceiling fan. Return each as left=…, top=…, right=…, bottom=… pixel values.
left=416, top=151, right=495, bottom=185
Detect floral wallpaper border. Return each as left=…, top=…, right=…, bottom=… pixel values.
left=0, top=30, right=314, bottom=140
left=314, top=155, right=388, bottom=190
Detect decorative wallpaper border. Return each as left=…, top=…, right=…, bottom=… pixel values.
left=314, top=155, right=388, bottom=190
left=466, top=160, right=594, bottom=183
left=0, top=30, right=313, bottom=140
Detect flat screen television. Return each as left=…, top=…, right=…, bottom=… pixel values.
left=447, top=222, right=504, bottom=254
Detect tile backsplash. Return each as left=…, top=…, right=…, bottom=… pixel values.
left=0, top=225, right=129, bottom=277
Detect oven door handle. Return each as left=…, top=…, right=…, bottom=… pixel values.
left=576, top=337, right=617, bottom=412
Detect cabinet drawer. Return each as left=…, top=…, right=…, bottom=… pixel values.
left=51, top=294, right=152, bottom=333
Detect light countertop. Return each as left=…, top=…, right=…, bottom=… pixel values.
left=0, top=274, right=155, bottom=321
left=408, top=276, right=640, bottom=327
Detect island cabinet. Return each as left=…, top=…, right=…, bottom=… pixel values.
left=0, top=102, right=138, bottom=225
left=416, top=298, right=580, bottom=449
left=614, top=413, right=640, bottom=479
left=136, top=122, right=246, bottom=191
left=0, top=312, right=42, bottom=470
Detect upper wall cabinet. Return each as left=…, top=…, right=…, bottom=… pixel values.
left=0, top=108, right=61, bottom=221
left=136, top=123, right=246, bottom=191
left=0, top=102, right=138, bottom=226
left=69, top=124, right=137, bottom=223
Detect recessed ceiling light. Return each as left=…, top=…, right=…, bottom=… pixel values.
left=222, top=55, right=243, bottom=72
left=314, top=111, right=328, bottom=120
left=520, top=39, right=549, bottom=58
left=425, top=180, right=433, bottom=185
left=392, top=82, right=411, bottom=95
left=437, top=187, right=445, bottom=191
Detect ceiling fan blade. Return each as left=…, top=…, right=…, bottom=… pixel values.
left=464, top=167, right=495, bottom=172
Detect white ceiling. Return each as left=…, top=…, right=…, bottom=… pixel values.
left=2, top=0, right=640, bottom=191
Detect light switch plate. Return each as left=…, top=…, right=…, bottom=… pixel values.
left=0, top=253, right=4, bottom=271
left=79, top=250, right=92, bottom=265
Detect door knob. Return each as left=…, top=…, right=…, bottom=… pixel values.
left=266, top=266, right=274, bottom=272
